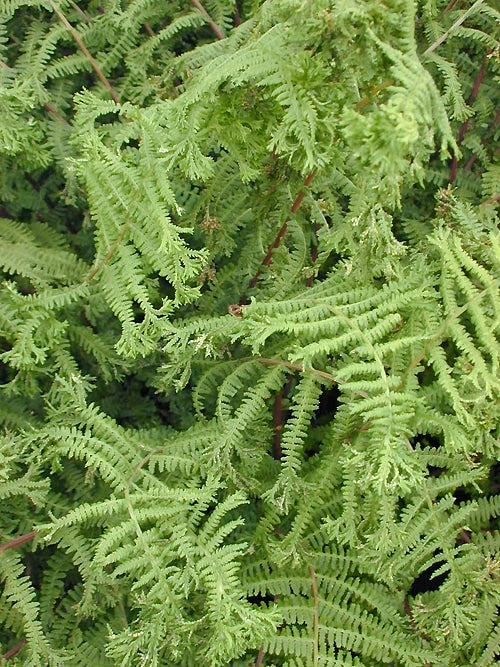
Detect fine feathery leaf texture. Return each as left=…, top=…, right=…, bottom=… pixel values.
left=0, top=1, right=499, bottom=665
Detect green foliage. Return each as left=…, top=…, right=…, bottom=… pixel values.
left=0, top=0, right=499, bottom=665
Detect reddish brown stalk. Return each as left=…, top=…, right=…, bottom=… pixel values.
left=51, top=2, right=121, bottom=103
left=0, top=531, right=36, bottom=554
left=1, top=639, right=27, bottom=660
left=86, top=221, right=130, bottom=283
left=308, top=564, right=319, bottom=666
left=306, top=249, right=317, bottom=287
left=191, top=0, right=225, bottom=40
left=403, top=597, right=417, bottom=629
left=464, top=107, right=499, bottom=172
left=254, top=647, right=265, bottom=667
left=244, top=171, right=316, bottom=297
left=355, top=79, right=394, bottom=110
left=449, top=124, right=469, bottom=183
left=468, top=55, right=489, bottom=102
left=464, top=152, right=478, bottom=171
left=307, top=222, right=321, bottom=287
left=43, top=102, right=70, bottom=125
left=404, top=597, right=432, bottom=640
left=24, top=173, right=56, bottom=222
left=5, top=57, right=72, bottom=127
left=291, top=172, right=316, bottom=213
left=488, top=107, right=499, bottom=127
left=272, top=391, right=283, bottom=460
left=0, top=206, right=13, bottom=219
left=71, top=1, right=155, bottom=37
left=439, top=0, right=461, bottom=20
left=246, top=220, right=287, bottom=292
left=481, top=194, right=500, bottom=206
left=449, top=51, right=491, bottom=183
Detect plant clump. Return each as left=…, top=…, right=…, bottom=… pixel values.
left=0, top=1, right=499, bottom=665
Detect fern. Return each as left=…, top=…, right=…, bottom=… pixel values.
left=0, top=0, right=498, bottom=665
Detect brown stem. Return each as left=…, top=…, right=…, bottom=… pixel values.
left=464, top=107, right=500, bottom=172
left=306, top=249, right=317, bottom=287
left=247, top=220, right=287, bottom=292
left=449, top=52, right=490, bottom=183
left=44, top=102, right=70, bottom=125
left=51, top=2, right=121, bottom=103
left=481, top=194, right=500, bottom=206
left=126, top=447, right=165, bottom=487
left=422, top=0, right=484, bottom=56
left=398, top=291, right=486, bottom=391
left=26, top=173, right=58, bottom=214
left=254, top=357, right=337, bottom=384
left=247, top=357, right=369, bottom=398
left=308, top=564, right=319, bottom=667
left=86, top=221, right=129, bottom=283
left=464, top=153, right=478, bottom=171
left=291, top=171, right=316, bottom=213
left=449, top=136, right=465, bottom=183
left=404, top=597, right=431, bottom=640
left=307, top=222, right=321, bottom=287
left=4, top=30, right=67, bottom=126
left=273, top=391, right=283, bottom=460
left=403, top=597, right=417, bottom=629
left=0, top=531, right=36, bottom=554
left=468, top=56, right=489, bottom=104
left=355, top=79, right=394, bottom=110
left=254, top=647, right=265, bottom=667
left=69, top=0, right=90, bottom=22
left=70, top=0, right=155, bottom=37
left=0, top=206, right=13, bottom=219
left=191, top=0, right=225, bottom=40
left=1, top=639, right=27, bottom=660
left=245, top=171, right=316, bottom=295
left=439, top=0, right=461, bottom=19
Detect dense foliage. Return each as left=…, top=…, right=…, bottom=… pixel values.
left=0, top=1, right=499, bottom=665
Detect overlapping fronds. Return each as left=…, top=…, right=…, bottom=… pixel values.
left=1, top=0, right=498, bottom=665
